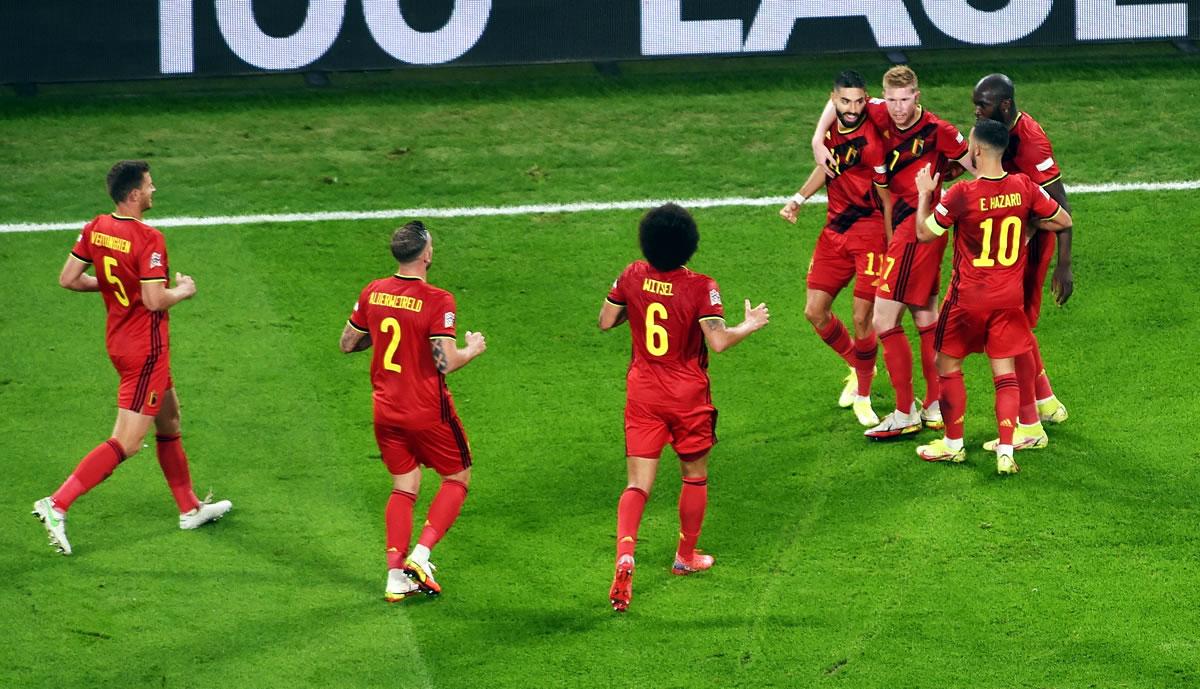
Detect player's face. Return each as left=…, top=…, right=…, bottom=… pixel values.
left=832, top=87, right=867, bottom=128
left=973, top=89, right=1005, bottom=124
left=883, top=86, right=919, bottom=127
left=134, top=173, right=156, bottom=210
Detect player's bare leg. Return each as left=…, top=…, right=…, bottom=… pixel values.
left=848, top=296, right=879, bottom=425
left=804, top=289, right=861, bottom=410
left=908, top=293, right=944, bottom=429
left=989, top=357, right=1021, bottom=475
left=151, top=389, right=232, bottom=529
left=386, top=468, right=421, bottom=601
left=611, top=456, right=658, bottom=611
left=916, top=353, right=966, bottom=464
left=866, top=297, right=921, bottom=439
left=673, top=452, right=714, bottom=575
left=405, top=467, right=470, bottom=596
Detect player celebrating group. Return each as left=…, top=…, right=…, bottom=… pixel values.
left=33, top=160, right=232, bottom=556
left=912, top=120, right=1072, bottom=474
left=599, top=203, right=769, bottom=612
left=340, top=221, right=487, bottom=602
left=780, top=70, right=890, bottom=427
left=812, top=66, right=973, bottom=439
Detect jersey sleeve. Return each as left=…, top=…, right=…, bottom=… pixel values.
left=927, top=183, right=959, bottom=237
left=937, top=119, right=968, bottom=161
left=347, top=286, right=370, bottom=333
left=865, top=126, right=889, bottom=188
left=698, top=278, right=725, bottom=322
left=605, top=266, right=629, bottom=307
left=1014, top=122, right=1061, bottom=186
left=429, top=292, right=457, bottom=341
left=866, top=99, right=891, bottom=131
left=139, top=232, right=169, bottom=284
left=70, top=221, right=94, bottom=264
left=1028, top=178, right=1063, bottom=221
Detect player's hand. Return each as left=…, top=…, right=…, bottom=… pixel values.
left=1051, top=263, right=1074, bottom=306
left=812, top=141, right=836, bottom=178
left=779, top=200, right=800, bottom=224
left=465, top=330, right=487, bottom=357
left=743, top=299, right=770, bottom=330
left=915, top=163, right=940, bottom=196
left=175, top=272, right=196, bottom=299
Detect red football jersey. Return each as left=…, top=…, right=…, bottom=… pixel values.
left=821, top=119, right=888, bottom=234
left=866, top=101, right=968, bottom=239
left=929, top=173, right=1063, bottom=310
left=1002, top=111, right=1062, bottom=186
left=606, top=261, right=725, bottom=409
left=69, top=214, right=170, bottom=358
left=347, top=275, right=458, bottom=428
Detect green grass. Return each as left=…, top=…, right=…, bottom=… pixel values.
left=2, top=48, right=1200, bottom=688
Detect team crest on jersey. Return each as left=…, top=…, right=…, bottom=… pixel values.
left=910, top=138, right=925, bottom=156
left=843, top=146, right=859, bottom=167
left=149, top=252, right=163, bottom=268
left=709, top=289, right=722, bottom=306
left=149, top=391, right=158, bottom=407
left=444, top=312, right=456, bottom=328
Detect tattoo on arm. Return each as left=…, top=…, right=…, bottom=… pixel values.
left=351, top=333, right=372, bottom=352
left=431, top=339, right=450, bottom=373
left=703, top=319, right=726, bottom=332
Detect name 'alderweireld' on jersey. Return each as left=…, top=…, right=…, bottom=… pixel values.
left=368, top=292, right=424, bottom=312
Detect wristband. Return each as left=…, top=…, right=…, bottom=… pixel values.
left=791, top=192, right=806, bottom=205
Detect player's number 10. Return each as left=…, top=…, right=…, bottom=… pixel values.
left=974, top=216, right=1022, bottom=268
left=645, top=303, right=669, bottom=357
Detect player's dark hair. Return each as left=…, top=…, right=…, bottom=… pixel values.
left=976, top=73, right=1015, bottom=102
left=391, top=221, right=431, bottom=263
left=107, top=160, right=150, bottom=204
left=973, top=118, right=1010, bottom=152
left=834, top=70, right=866, bottom=90
left=639, top=203, right=699, bottom=272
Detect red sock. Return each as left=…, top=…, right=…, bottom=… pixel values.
left=417, top=479, right=468, bottom=551
left=51, top=439, right=126, bottom=512
left=386, top=489, right=417, bottom=570
left=994, top=373, right=1020, bottom=446
left=939, top=370, right=966, bottom=441
left=879, top=326, right=914, bottom=413
left=815, top=317, right=856, bottom=367
left=677, top=477, right=708, bottom=560
left=616, top=487, right=648, bottom=560
left=853, top=334, right=878, bottom=397
left=1030, top=335, right=1055, bottom=399
left=155, top=434, right=201, bottom=513
left=917, top=324, right=940, bottom=408
left=1014, top=351, right=1040, bottom=425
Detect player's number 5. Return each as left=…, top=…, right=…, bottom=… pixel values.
left=646, top=303, right=669, bottom=357
left=974, top=216, right=1022, bottom=268
left=380, top=317, right=403, bottom=373
left=101, top=256, right=130, bottom=307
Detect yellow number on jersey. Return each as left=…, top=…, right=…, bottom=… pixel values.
left=645, top=303, right=669, bottom=357
left=973, top=216, right=1023, bottom=268
left=101, top=256, right=130, bottom=307
left=380, top=317, right=403, bottom=373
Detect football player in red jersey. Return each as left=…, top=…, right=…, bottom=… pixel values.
left=973, top=73, right=1073, bottom=429
left=780, top=70, right=891, bottom=428
left=812, top=66, right=974, bottom=440
left=913, top=119, right=1072, bottom=475
left=340, top=221, right=486, bottom=602
left=33, top=161, right=232, bottom=556
left=599, top=203, right=769, bottom=612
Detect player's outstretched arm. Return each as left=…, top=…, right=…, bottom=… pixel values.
left=597, top=301, right=628, bottom=331
left=431, top=331, right=486, bottom=374
left=142, top=272, right=196, bottom=312
left=811, top=100, right=837, bottom=177
left=1043, top=180, right=1074, bottom=305
left=779, top=166, right=827, bottom=224
left=58, top=255, right=99, bottom=292
left=339, top=323, right=372, bottom=353
left=702, top=299, right=770, bottom=353
left=913, top=163, right=943, bottom=243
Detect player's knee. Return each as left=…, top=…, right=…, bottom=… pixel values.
left=113, top=436, right=143, bottom=459
left=443, top=468, right=471, bottom=488
left=852, top=312, right=872, bottom=335
left=804, top=303, right=831, bottom=328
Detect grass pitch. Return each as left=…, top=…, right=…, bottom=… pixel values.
left=2, top=46, right=1199, bottom=688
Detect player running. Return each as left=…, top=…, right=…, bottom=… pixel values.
left=780, top=70, right=891, bottom=427
left=599, top=203, right=769, bottom=612
left=339, top=221, right=486, bottom=602
left=811, top=66, right=973, bottom=439
left=912, top=120, right=1072, bottom=474
left=33, top=160, right=232, bottom=556
left=973, top=73, right=1073, bottom=438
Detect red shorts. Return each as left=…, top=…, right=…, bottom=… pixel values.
left=374, top=416, right=473, bottom=476
left=806, top=223, right=887, bottom=301
left=624, top=399, right=717, bottom=460
left=876, top=223, right=946, bottom=307
left=111, top=352, right=172, bottom=416
left=1023, top=231, right=1056, bottom=327
left=934, top=304, right=1033, bottom=360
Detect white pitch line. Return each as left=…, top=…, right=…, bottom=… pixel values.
left=1, top=179, right=1196, bottom=234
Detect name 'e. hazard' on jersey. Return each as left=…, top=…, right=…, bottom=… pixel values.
left=606, top=261, right=725, bottom=410
left=928, top=173, right=1063, bottom=310
left=1002, top=111, right=1062, bottom=187
left=866, top=101, right=968, bottom=238
left=70, top=214, right=170, bottom=358
left=822, top=119, right=889, bottom=235
left=347, top=275, right=458, bottom=428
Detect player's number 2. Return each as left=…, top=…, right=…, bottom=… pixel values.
left=101, top=256, right=130, bottom=307
left=974, top=216, right=1022, bottom=268
left=380, top=317, right=403, bottom=373
left=645, top=303, right=669, bottom=356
